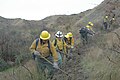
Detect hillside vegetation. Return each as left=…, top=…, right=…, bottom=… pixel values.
left=0, top=0, right=120, bottom=80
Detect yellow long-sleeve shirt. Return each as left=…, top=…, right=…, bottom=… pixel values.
left=67, top=37, right=74, bottom=46
left=52, top=38, right=67, bottom=54
left=86, top=25, right=95, bottom=33
left=29, top=39, right=58, bottom=62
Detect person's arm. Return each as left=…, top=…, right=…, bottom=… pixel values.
left=52, top=39, right=57, bottom=48
left=29, top=39, right=40, bottom=60
left=50, top=42, right=58, bottom=62
left=90, top=27, right=95, bottom=34
left=29, top=40, right=36, bottom=53
left=71, top=38, right=74, bottom=47
left=50, top=42, right=59, bottom=69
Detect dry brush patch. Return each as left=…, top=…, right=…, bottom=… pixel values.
left=81, top=28, right=120, bottom=80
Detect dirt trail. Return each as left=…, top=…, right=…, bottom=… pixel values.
left=52, top=44, right=89, bottom=80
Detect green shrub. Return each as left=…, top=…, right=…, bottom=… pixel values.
left=0, top=59, right=10, bottom=72
left=15, top=53, right=31, bottom=65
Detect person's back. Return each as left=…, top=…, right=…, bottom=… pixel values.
left=79, top=27, right=93, bottom=45
left=79, top=27, right=87, bottom=35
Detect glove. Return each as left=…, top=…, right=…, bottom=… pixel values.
left=34, top=51, right=40, bottom=55
left=71, top=46, right=74, bottom=48
left=53, top=62, right=59, bottom=69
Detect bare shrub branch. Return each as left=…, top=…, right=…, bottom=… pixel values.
left=21, top=65, right=33, bottom=80
left=106, top=56, right=117, bottom=64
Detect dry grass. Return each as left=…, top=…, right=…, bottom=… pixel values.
left=0, top=60, right=46, bottom=80
left=81, top=28, right=120, bottom=80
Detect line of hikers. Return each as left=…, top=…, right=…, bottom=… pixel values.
left=103, top=14, right=115, bottom=30
left=79, top=15, right=115, bottom=45
left=29, top=30, right=74, bottom=80
left=29, top=15, right=116, bottom=80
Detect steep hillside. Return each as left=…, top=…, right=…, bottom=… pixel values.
left=80, top=27, right=120, bottom=80
left=0, top=27, right=120, bottom=80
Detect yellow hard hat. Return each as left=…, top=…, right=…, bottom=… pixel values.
left=86, top=25, right=90, bottom=28
left=40, top=30, right=50, bottom=40
left=65, top=34, right=69, bottom=38
left=105, top=16, right=108, bottom=18
left=88, top=22, right=94, bottom=26
left=67, top=32, right=73, bottom=37
left=112, top=18, right=115, bottom=20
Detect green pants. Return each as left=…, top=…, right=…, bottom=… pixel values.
left=66, top=48, right=73, bottom=61
left=57, top=51, right=62, bottom=66
left=81, top=33, right=88, bottom=45
left=35, top=55, right=55, bottom=80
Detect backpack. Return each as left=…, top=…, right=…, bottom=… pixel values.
left=32, top=38, right=52, bottom=60
left=53, top=38, right=65, bottom=50
left=63, top=37, right=67, bottom=43
left=35, top=38, right=51, bottom=53
left=54, top=38, right=57, bottom=46
left=79, top=27, right=93, bottom=36
left=79, top=27, right=87, bottom=34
